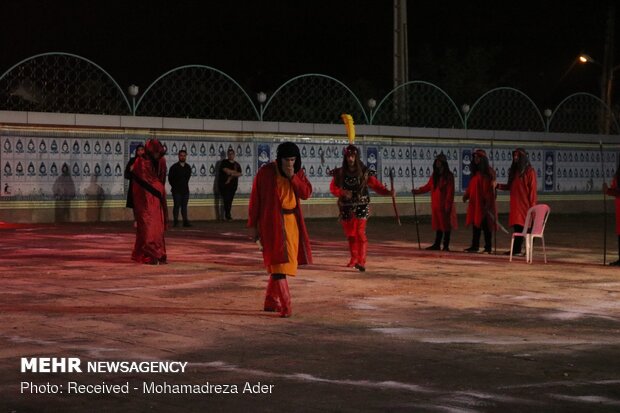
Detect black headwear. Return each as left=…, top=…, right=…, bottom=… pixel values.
left=340, top=144, right=367, bottom=177
left=343, top=144, right=359, bottom=157
left=276, top=142, right=301, bottom=175
left=508, top=147, right=531, bottom=183
left=433, top=153, right=450, bottom=187
left=472, top=148, right=492, bottom=178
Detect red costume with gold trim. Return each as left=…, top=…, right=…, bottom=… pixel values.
left=248, top=142, right=312, bottom=317
left=248, top=162, right=313, bottom=268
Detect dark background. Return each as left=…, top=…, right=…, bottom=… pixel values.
left=1, top=0, right=616, bottom=109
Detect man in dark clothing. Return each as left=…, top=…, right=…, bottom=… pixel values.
left=168, top=150, right=192, bottom=227
left=218, top=148, right=242, bottom=221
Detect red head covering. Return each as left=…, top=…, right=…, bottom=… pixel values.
left=145, top=139, right=166, bottom=157
left=473, top=149, right=487, bottom=158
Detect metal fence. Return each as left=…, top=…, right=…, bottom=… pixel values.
left=1, top=52, right=618, bottom=134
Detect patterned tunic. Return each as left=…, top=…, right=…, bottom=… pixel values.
left=330, top=169, right=390, bottom=220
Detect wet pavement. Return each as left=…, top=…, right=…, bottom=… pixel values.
left=0, top=214, right=619, bottom=412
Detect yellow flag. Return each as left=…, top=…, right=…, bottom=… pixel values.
left=340, top=114, right=355, bottom=145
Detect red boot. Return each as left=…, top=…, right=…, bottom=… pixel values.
left=356, top=236, right=368, bottom=272
left=263, top=275, right=281, bottom=312
left=347, top=236, right=358, bottom=267
left=274, top=277, right=292, bottom=318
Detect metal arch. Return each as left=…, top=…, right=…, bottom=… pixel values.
left=467, top=87, right=545, bottom=131
left=371, top=80, right=464, bottom=127
left=135, top=65, right=259, bottom=119
left=263, top=73, right=368, bottom=124
left=548, top=92, right=620, bottom=134
left=0, top=52, right=132, bottom=113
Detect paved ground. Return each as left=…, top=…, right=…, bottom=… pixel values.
left=0, top=213, right=619, bottom=412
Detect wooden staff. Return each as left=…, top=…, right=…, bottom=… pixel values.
left=389, top=168, right=401, bottom=226
left=601, top=140, right=607, bottom=265
left=409, top=151, right=422, bottom=250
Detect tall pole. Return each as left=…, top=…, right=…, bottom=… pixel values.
left=601, top=141, right=607, bottom=265
left=491, top=138, right=497, bottom=255
left=128, top=84, right=139, bottom=116
left=601, top=2, right=615, bottom=134
left=409, top=145, right=422, bottom=250
left=393, top=0, right=409, bottom=89
left=393, top=0, right=409, bottom=123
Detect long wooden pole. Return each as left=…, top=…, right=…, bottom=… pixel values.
left=409, top=147, right=421, bottom=249
left=601, top=141, right=607, bottom=265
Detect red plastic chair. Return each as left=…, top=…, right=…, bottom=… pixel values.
left=510, top=204, right=551, bottom=264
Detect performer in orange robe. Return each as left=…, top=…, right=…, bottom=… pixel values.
left=463, top=149, right=496, bottom=254
left=248, top=142, right=312, bottom=318
left=604, top=168, right=620, bottom=266
left=330, top=145, right=392, bottom=272
left=131, top=139, right=168, bottom=265
left=496, top=148, right=537, bottom=255
left=412, top=153, right=457, bottom=251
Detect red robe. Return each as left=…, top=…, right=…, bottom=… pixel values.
left=497, top=168, right=537, bottom=227
left=131, top=156, right=168, bottom=263
left=606, top=177, right=620, bottom=235
left=248, top=162, right=313, bottom=267
left=464, top=173, right=496, bottom=228
left=415, top=174, right=457, bottom=231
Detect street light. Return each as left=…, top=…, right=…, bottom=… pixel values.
left=128, top=84, right=139, bottom=116
left=578, top=53, right=620, bottom=133
left=544, top=108, right=553, bottom=132
left=257, top=91, right=267, bottom=121
left=367, top=98, right=377, bottom=123
left=461, top=103, right=470, bottom=130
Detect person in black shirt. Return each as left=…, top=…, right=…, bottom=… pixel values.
left=168, top=150, right=192, bottom=227
left=218, top=148, right=242, bottom=221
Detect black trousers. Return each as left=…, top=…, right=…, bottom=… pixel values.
left=221, top=188, right=237, bottom=220
left=512, top=224, right=524, bottom=253
left=471, top=218, right=492, bottom=250
left=172, top=192, right=189, bottom=224
left=432, top=230, right=451, bottom=249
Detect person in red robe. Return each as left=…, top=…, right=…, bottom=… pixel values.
left=463, top=149, right=496, bottom=253
left=248, top=142, right=312, bottom=318
left=329, top=145, right=393, bottom=271
left=604, top=167, right=620, bottom=266
left=131, top=139, right=168, bottom=265
left=496, top=148, right=537, bottom=256
left=412, top=153, right=457, bottom=251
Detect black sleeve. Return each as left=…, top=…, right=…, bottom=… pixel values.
left=124, top=158, right=136, bottom=180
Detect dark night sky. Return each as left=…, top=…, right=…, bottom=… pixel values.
left=1, top=0, right=617, bottom=109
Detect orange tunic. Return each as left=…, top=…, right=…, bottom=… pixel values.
left=267, top=171, right=299, bottom=276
